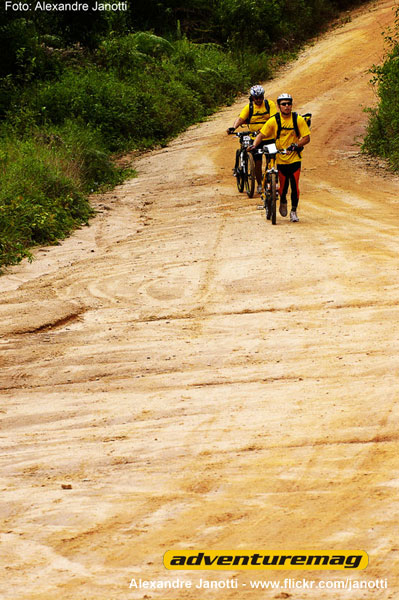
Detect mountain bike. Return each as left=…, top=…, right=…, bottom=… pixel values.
left=256, top=143, right=288, bottom=225
left=228, top=131, right=256, bottom=198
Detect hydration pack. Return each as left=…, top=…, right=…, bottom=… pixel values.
left=246, top=97, right=271, bottom=126
left=274, top=112, right=312, bottom=157
left=275, top=112, right=312, bottom=139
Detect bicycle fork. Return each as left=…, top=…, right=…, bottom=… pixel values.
left=239, top=150, right=247, bottom=174
left=258, top=165, right=277, bottom=206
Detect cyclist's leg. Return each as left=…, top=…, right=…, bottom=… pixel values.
left=251, top=148, right=263, bottom=187
left=288, top=162, right=301, bottom=210
left=277, top=165, right=289, bottom=216
left=278, top=174, right=287, bottom=201
left=277, top=166, right=289, bottom=201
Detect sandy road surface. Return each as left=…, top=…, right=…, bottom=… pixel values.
left=1, top=1, right=399, bottom=599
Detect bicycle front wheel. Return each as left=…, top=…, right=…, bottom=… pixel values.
left=244, top=152, right=256, bottom=198
left=236, top=150, right=244, bottom=193
left=270, top=172, right=277, bottom=225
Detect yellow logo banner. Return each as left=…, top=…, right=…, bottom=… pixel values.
left=164, top=550, right=368, bottom=570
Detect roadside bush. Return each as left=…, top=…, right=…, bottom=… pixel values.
left=170, top=40, right=248, bottom=106
left=0, top=130, right=101, bottom=269
left=20, top=68, right=145, bottom=150
left=236, top=50, right=273, bottom=88
left=0, top=16, right=65, bottom=97
left=97, top=34, right=149, bottom=78
left=42, top=121, right=125, bottom=191
left=362, top=8, right=399, bottom=170
left=13, top=36, right=258, bottom=153
left=126, top=0, right=363, bottom=49
left=0, top=18, right=39, bottom=79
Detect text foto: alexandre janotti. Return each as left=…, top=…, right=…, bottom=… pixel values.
left=6, top=2, right=128, bottom=11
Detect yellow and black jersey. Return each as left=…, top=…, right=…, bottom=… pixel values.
left=239, top=99, right=277, bottom=133
left=260, top=113, right=310, bottom=164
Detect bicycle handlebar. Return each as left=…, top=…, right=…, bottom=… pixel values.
left=253, top=145, right=289, bottom=156
left=253, top=142, right=300, bottom=155
left=227, top=130, right=254, bottom=137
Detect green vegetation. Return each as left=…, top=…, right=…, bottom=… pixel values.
left=0, top=0, right=364, bottom=271
left=363, top=6, right=399, bottom=171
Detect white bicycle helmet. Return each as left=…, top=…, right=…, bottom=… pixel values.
left=250, top=85, right=265, bottom=98
left=277, top=93, right=293, bottom=104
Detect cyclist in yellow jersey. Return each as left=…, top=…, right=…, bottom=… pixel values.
left=227, top=85, right=277, bottom=194
left=251, top=93, right=310, bottom=222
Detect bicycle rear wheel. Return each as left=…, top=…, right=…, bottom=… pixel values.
left=236, top=150, right=244, bottom=193
left=244, top=152, right=255, bottom=198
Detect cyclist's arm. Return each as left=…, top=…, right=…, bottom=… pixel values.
left=297, top=134, right=310, bottom=150
left=226, top=116, right=246, bottom=134
left=251, top=118, right=274, bottom=149
left=227, top=105, right=250, bottom=133
left=268, top=99, right=278, bottom=118
left=250, top=131, right=266, bottom=149
left=296, top=117, right=311, bottom=149
left=232, top=116, right=246, bottom=130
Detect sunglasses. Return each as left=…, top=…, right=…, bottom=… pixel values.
left=279, top=102, right=292, bottom=106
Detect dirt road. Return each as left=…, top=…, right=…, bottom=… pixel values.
left=1, top=1, right=399, bottom=598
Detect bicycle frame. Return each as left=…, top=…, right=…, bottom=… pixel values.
left=237, top=132, right=255, bottom=172
left=258, top=142, right=280, bottom=224
left=231, top=131, right=257, bottom=197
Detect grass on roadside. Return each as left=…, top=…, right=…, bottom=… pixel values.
left=0, top=122, right=125, bottom=270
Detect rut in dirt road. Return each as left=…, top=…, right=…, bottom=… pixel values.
left=1, top=2, right=399, bottom=599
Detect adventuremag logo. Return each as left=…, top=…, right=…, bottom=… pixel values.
left=164, top=550, right=368, bottom=570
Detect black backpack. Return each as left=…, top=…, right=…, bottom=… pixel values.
left=246, top=97, right=271, bottom=125
left=274, top=112, right=312, bottom=156
left=274, top=112, right=312, bottom=137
